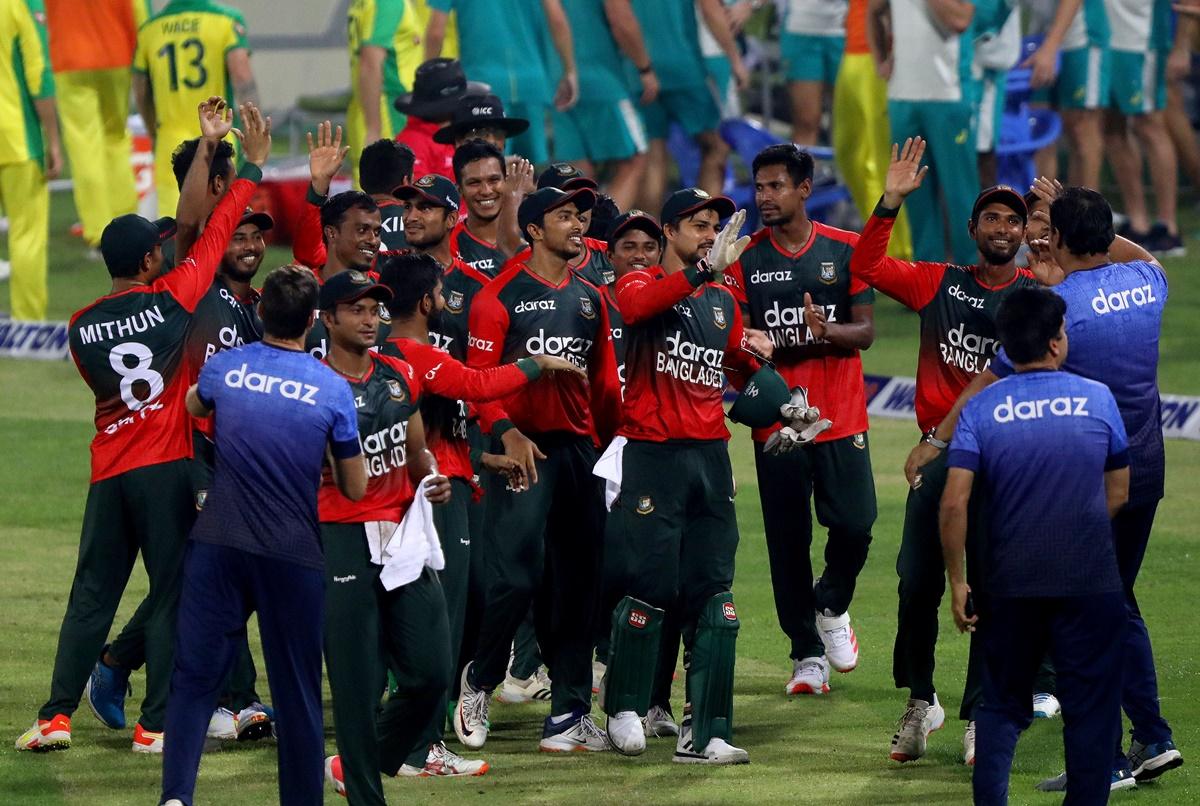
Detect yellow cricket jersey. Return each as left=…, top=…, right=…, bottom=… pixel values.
left=133, top=0, right=248, bottom=146
left=349, top=0, right=423, bottom=105
left=0, top=0, right=54, bottom=166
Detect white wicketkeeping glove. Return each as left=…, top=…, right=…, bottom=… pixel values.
left=763, top=419, right=834, bottom=455
left=706, top=209, right=752, bottom=279
left=779, top=385, right=821, bottom=425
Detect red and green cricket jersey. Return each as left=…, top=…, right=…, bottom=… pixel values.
left=850, top=208, right=1039, bottom=432
left=185, top=275, right=262, bottom=440
left=467, top=262, right=621, bottom=442
left=449, top=220, right=506, bottom=278
left=291, top=192, right=406, bottom=271
left=505, top=237, right=615, bottom=288
left=616, top=266, right=758, bottom=442
left=600, top=284, right=626, bottom=391
left=433, top=256, right=490, bottom=361
left=68, top=172, right=259, bottom=482
left=724, top=223, right=874, bottom=443
left=318, top=352, right=421, bottom=523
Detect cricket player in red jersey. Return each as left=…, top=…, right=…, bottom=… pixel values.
left=849, top=138, right=1039, bottom=765
left=379, top=252, right=585, bottom=774
left=448, top=139, right=530, bottom=277
left=596, top=190, right=761, bottom=765
left=724, top=144, right=876, bottom=698
left=17, top=99, right=268, bottom=754
left=454, top=185, right=622, bottom=754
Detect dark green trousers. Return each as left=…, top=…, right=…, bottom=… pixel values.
left=892, top=449, right=987, bottom=719
left=754, top=434, right=877, bottom=661
left=322, top=524, right=451, bottom=805
left=469, top=433, right=603, bottom=716
left=607, top=439, right=738, bottom=698
left=105, top=434, right=264, bottom=712
left=40, top=460, right=192, bottom=731
left=403, top=478, right=471, bottom=768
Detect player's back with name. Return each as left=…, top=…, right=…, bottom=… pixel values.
left=469, top=263, right=608, bottom=436
left=192, top=340, right=359, bottom=570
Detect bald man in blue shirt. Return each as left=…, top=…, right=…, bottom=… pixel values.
left=941, top=287, right=1130, bottom=804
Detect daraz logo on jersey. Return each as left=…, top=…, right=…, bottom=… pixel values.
left=1091, top=284, right=1158, bottom=316
left=224, top=363, right=319, bottom=405
left=655, top=331, right=724, bottom=389
left=762, top=300, right=836, bottom=347
left=992, top=394, right=1090, bottom=423
left=361, top=420, right=409, bottom=478
left=525, top=329, right=592, bottom=370
left=939, top=323, right=1000, bottom=374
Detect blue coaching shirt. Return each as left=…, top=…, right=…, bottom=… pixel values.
left=991, top=260, right=1167, bottom=505
left=191, top=341, right=361, bottom=570
left=949, top=370, right=1128, bottom=598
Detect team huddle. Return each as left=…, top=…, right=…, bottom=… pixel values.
left=11, top=90, right=1183, bottom=806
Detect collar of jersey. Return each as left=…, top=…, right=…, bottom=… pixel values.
left=522, top=263, right=574, bottom=290
left=768, top=223, right=817, bottom=259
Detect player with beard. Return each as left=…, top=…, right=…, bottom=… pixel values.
left=848, top=138, right=1039, bottom=764
left=292, top=122, right=412, bottom=271
left=724, top=144, right=876, bottom=700
left=454, top=186, right=622, bottom=754
left=379, top=252, right=585, bottom=776
left=449, top=139, right=529, bottom=278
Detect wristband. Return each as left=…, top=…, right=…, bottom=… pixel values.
left=638, top=64, right=653, bottom=75
left=921, top=428, right=948, bottom=450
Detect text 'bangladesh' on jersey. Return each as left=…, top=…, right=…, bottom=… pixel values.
left=319, top=353, right=422, bottom=523
left=468, top=262, right=621, bottom=441
left=68, top=173, right=259, bottom=482
left=850, top=208, right=1038, bottom=432
left=725, top=224, right=874, bottom=443
left=616, top=266, right=757, bottom=442
left=185, top=275, right=263, bottom=439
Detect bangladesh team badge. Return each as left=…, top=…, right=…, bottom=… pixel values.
left=378, top=303, right=392, bottom=324
left=636, top=495, right=654, bottom=515
left=713, top=306, right=727, bottom=329
left=348, top=270, right=369, bottom=284
left=819, top=262, right=837, bottom=284
left=852, top=433, right=866, bottom=449
left=416, top=174, right=436, bottom=187
left=579, top=297, right=596, bottom=319
left=386, top=379, right=406, bottom=402
left=447, top=290, right=465, bottom=313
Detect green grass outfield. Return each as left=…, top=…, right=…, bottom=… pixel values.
left=0, top=193, right=1197, bottom=804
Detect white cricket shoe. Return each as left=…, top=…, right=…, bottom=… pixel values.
left=1032, top=693, right=1061, bottom=719
left=643, top=704, right=679, bottom=737
left=496, top=666, right=552, bottom=704
left=398, top=741, right=490, bottom=777
left=888, top=696, right=946, bottom=762
left=816, top=610, right=859, bottom=672
left=606, top=710, right=645, bottom=755
left=539, top=712, right=609, bottom=753
left=786, top=656, right=830, bottom=695
left=206, top=707, right=237, bottom=740
left=963, top=720, right=976, bottom=766
left=454, top=663, right=491, bottom=750
left=672, top=717, right=749, bottom=765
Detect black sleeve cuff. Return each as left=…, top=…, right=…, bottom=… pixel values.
left=237, top=163, right=263, bottom=183
left=873, top=196, right=900, bottom=218
left=306, top=184, right=328, bottom=206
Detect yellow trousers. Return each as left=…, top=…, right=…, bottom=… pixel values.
left=57, top=69, right=138, bottom=245
left=346, top=92, right=400, bottom=188
left=832, top=53, right=913, bottom=260
left=1, top=160, right=49, bottom=320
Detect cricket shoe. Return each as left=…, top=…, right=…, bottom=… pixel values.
left=1128, top=738, right=1183, bottom=781
left=786, top=656, right=830, bottom=695
left=606, top=710, right=645, bottom=756
left=1035, top=768, right=1137, bottom=793
left=539, top=710, right=609, bottom=753
left=15, top=714, right=71, bottom=752
left=643, top=704, right=679, bottom=738
left=816, top=610, right=859, bottom=672
left=132, top=723, right=164, bottom=753
left=206, top=707, right=237, bottom=740
left=672, top=717, right=749, bottom=765
left=325, top=755, right=346, bottom=797
left=1032, top=692, right=1060, bottom=719
left=592, top=660, right=606, bottom=695
left=888, top=696, right=945, bottom=762
left=496, top=666, right=552, bottom=704
left=235, top=702, right=274, bottom=741
left=454, top=663, right=491, bottom=750
left=84, top=650, right=131, bottom=729
left=963, top=720, right=976, bottom=766
left=399, top=742, right=490, bottom=777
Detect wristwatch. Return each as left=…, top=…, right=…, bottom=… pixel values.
left=921, top=428, right=948, bottom=450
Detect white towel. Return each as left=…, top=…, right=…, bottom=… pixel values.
left=369, top=474, right=446, bottom=592
left=592, top=436, right=627, bottom=511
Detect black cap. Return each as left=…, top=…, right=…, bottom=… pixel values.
left=607, top=209, right=663, bottom=243
left=660, top=188, right=735, bottom=225
left=432, top=93, right=530, bottom=145
left=537, top=162, right=599, bottom=191
left=517, top=187, right=597, bottom=239
left=394, top=58, right=491, bottom=121
left=393, top=173, right=461, bottom=210
left=972, top=185, right=1028, bottom=224
left=238, top=207, right=274, bottom=232
left=100, top=214, right=176, bottom=275
left=318, top=269, right=393, bottom=310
